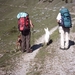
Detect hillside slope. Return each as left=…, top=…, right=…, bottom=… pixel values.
left=0, top=0, right=75, bottom=75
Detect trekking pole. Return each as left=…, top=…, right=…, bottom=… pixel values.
left=31, top=27, right=34, bottom=45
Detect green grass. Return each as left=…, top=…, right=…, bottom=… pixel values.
left=71, top=14, right=75, bottom=32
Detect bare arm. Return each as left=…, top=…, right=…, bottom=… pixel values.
left=30, top=20, right=34, bottom=28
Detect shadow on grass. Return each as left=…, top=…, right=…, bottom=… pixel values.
left=69, top=40, right=75, bottom=48
left=59, top=40, right=75, bottom=50
left=31, top=43, right=43, bottom=51
left=47, top=39, right=53, bottom=46
left=31, top=39, right=53, bottom=51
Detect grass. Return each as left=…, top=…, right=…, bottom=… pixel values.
left=0, top=0, right=74, bottom=72
left=71, top=14, right=75, bottom=32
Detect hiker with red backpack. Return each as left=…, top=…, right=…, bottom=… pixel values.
left=17, top=12, right=34, bottom=53
left=56, top=7, right=72, bottom=50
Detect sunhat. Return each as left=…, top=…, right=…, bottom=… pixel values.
left=17, top=12, right=28, bottom=19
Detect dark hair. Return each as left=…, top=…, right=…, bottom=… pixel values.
left=27, top=13, right=29, bottom=17
left=25, top=12, right=29, bottom=16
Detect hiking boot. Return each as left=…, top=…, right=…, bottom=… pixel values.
left=29, top=49, right=33, bottom=53
left=64, top=48, right=69, bottom=50
left=60, top=47, right=65, bottom=50
left=26, top=49, right=33, bottom=53
left=21, top=49, right=26, bottom=53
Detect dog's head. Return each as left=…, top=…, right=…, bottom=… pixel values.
left=18, top=35, right=21, bottom=38
left=18, top=35, right=21, bottom=41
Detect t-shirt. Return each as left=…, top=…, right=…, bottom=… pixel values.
left=56, top=13, right=62, bottom=23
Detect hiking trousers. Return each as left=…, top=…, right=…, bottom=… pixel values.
left=59, top=26, right=70, bottom=49
left=21, top=32, right=31, bottom=52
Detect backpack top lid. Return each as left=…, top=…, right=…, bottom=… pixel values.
left=60, top=7, right=69, bottom=15
left=17, top=12, right=28, bottom=19
left=59, top=7, right=72, bottom=28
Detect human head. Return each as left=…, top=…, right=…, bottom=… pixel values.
left=59, top=6, right=65, bottom=11
left=61, top=6, right=65, bottom=8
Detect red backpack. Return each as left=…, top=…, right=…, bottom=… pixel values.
left=18, top=16, right=30, bottom=31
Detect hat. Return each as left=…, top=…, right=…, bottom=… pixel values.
left=17, top=12, right=28, bottom=19
left=59, top=6, right=65, bottom=10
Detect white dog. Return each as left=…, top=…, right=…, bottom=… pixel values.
left=44, top=28, right=50, bottom=45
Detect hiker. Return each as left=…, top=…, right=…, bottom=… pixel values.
left=56, top=7, right=72, bottom=50
left=17, top=12, right=34, bottom=53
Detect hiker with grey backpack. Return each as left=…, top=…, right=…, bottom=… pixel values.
left=56, top=7, right=72, bottom=50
